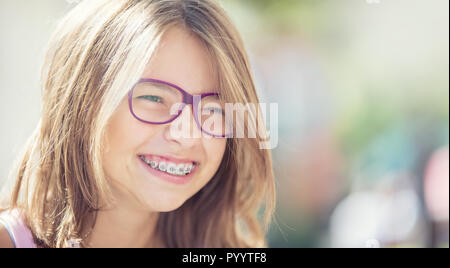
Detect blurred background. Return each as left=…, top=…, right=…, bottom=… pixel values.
left=0, top=0, right=448, bottom=248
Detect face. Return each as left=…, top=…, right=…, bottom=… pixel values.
left=102, top=26, right=227, bottom=212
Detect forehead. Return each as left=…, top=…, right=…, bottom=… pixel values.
left=141, top=26, right=219, bottom=95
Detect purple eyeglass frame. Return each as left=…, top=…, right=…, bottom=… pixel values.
left=128, top=78, right=230, bottom=138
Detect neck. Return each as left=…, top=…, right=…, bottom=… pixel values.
left=85, top=188, right=162, bottom=248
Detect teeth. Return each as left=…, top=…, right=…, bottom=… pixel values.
left=158, top=161, right=167, bottom=172
left=176, top=164, right=185, bottom=175
left=149, top=161, right=158, bottom=169
left=140, top=156, right=195, bottom=176
left=167, top=163, right=177, bottom=175
left=184, top=164, right=193, bottom=174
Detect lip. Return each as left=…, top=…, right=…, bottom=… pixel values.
left=137, top=155, right=198, bottom=185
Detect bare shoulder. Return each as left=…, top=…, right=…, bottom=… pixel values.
left=0, top=224, right=14, bottom=248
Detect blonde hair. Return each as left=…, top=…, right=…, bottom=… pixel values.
left=0, top=0, right=276, bottom=248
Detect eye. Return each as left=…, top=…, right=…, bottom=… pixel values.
left=138, top=95, right=163, bottom=103
left=203, top=107, right=224, bottom=115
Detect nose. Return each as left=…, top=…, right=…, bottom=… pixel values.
left=163, top=104, right=203, bottom=145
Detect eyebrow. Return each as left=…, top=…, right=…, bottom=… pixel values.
left=155, top=82, right=219, bottom=95
left=140, top=77, right=219, bottom=96
left=151, top=82, right=181, bottom=97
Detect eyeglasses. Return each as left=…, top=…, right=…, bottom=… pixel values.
left=128, top=78, right=231, bottom=138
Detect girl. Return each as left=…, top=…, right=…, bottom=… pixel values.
left=0, top=0, right=275, bottom=248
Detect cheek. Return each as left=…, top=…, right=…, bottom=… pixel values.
left=201, top=138, right=227, bottom=175
left=106, top=97, right=160, bottom=152
left=102, top=103, right=157, bottom=178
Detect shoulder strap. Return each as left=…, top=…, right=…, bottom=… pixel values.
left=0, top=209, right=37, bottom=248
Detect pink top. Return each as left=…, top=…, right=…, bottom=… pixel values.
left=0, top=209, right=37, bottom=248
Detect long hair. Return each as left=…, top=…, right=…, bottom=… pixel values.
left=0, top=0, right=276, bottom=248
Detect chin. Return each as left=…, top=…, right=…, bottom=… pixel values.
left=147, top=201, right=186, bottom=213
left=141, top=192, right=188, bottom=213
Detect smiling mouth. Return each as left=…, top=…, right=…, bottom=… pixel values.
left=138, top=155, right=197, bottom=176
